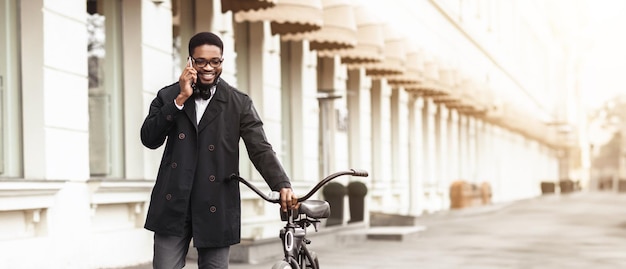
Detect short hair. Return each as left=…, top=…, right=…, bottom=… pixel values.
left=188, top=32, right=224, bottom=56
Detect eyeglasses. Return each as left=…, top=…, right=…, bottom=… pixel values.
left=190, top=57, right=223, bottom=68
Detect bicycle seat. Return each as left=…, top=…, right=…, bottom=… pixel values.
left=299, top=200, right=330, bottom=219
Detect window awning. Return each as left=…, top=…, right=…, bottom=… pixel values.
left=455, top=78, right=489, bottom=114
left=221, top=0, right=276, bottom=13
left=387, top=43, right=424, bottom=88
left=234, top=0, right=323, bottom=36
left=411, top=56, right=448, bottom=96
left=282, top=0, right=357, bottom=51
left=318, top=5, right=384, bottom=64
left=433, top=67, right=462, bottom=103
left=361, top=25, right=406, bottom=77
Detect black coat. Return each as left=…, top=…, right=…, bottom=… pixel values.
left=140, top=79, right=290, bottom=248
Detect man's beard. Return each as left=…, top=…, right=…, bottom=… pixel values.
left=193, top=71, right=221, bottom=100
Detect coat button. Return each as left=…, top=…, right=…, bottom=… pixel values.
left=209, top=206, right=217, bottom=213
left=171, top=162, right=177, bottom=168
left=209, top=175, right=216, bottom=182
left=208, top=145, right=215, bottom=151
left=166, top=194, right=172, bottom=200
left=178, top=133, right=186, bottom=139
left=166, top=115, right=173, bottom=121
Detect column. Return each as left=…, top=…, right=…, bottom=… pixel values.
left=491, top=125, right=502, bottom=202
left=391, top=87, right=410, bottom=214
left=317, top=56, right=349, bottom=178
left=408, top=95, right=424, bottom=216
left=122, top=0, right=173, bottom=179
left=370, top=79, right=392, bottom=211
left=467, top=116, right=477, bottom=182
left=478, top=121, right=488, bottom=195
left=347, top=68, right=372, bottom=223
left=483, top=122, right=496, bottom=197
left=347, top=68, right=372, bottom=174
left=457, top=114, right=469, bottom=180
left=447, top=109, right=460, bottom=182
left=422, top=98, right=437, bottom=212
left=436, top=104, right=449, bottom=210
left=281, top=40, right=319, bottom=182
left=21, top=0, right=89, bottom=180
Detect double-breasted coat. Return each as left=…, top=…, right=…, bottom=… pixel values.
left=140, top=79, right=291, bottom=248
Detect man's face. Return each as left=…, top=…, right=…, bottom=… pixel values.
left=191, top=44, right=223, bottom=86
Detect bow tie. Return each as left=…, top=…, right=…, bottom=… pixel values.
left=194, top=88, right=212, bottom=100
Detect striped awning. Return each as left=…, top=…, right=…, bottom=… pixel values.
left=318, top=4, right=384, bottom=64
left=360, top=25, right=406, bottom=76
left=221, top=0, right=275, bottom=13
left=282, top=0, right=357, bottom=51
left=435, top=67, right=463, bottom=102
left=411, top=56, right=448, bottom=96
left=387, top=43, right=424, bottom=88
left=234, top=0, right=323, bottom=36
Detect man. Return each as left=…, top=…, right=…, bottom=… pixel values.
left=140, top=32, right=298, bottom=269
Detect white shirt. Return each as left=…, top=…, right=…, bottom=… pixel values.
left=174, top=85, right=217, bottom=125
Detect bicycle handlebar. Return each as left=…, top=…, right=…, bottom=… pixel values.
left=229, top=169, right=369, bottom=203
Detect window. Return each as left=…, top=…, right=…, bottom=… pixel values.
left=0, top=70, right=4, bottom=175
left=0, top=0, right=22, bottom=178
left=87, top=0, right=125, bottom=178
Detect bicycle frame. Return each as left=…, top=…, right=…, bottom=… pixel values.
left=230, top=169, right=368, bottom=269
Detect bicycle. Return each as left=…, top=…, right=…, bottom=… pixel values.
left=229, top=169, right=369, bottom=269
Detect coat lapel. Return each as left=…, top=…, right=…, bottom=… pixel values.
left=183, top=97, right=197, bottom=131
left=197, top=82, right=227, bottom=133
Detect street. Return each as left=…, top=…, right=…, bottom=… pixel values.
left=124, top=192, right=626, bottom=269
left=231, top=192, right=626, bottom=269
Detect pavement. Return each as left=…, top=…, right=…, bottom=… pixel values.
left=121, top=191, right=626, bottom=269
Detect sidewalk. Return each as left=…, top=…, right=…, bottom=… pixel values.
left=123, top=192, right=626, bottom=268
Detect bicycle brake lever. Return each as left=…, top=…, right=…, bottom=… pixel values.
left=313, top=221, right=320, bottom=232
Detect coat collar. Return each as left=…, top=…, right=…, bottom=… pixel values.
left=181, top=79, right=229, bottom=132
left=197, top=80, right=227, bottom=133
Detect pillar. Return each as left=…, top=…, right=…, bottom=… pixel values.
left=317, top=56, right=350, bottom=177
left=435, top=104, right=449, bottom=210
left=391, top=87, right=410, bottom=214
left=422, top=98, right=437, bottom=212
left=347, top=68, right=372, bottom=223
left=347, top=68, right=372, bottom=174
left=447, top=109, right=460, bottom=182
left=21, top=0, right=89, bottom=180
left=370, top=79, right=392, bottom=211
left=408, top=95, right=425, bottom=215
left=281, top=40, right=319, bottom=182
left=121, top=0, right=173, bottom=179
left=458, top=113, right=469, bottom=180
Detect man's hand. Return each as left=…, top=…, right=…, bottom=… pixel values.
left=279, top=187, right=299, bottom=212
left=176, top=57, right=197, bottom=106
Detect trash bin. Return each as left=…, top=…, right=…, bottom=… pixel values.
left=480, top=182, right=492, bottom=205
left=450, top=181, right=470, bottom=209
left=541, top=181, right=555, bottom=194
left=559, top=179, right=574, bottom=194
left=618, top=179, right=626, bottom=193
left=322, top=182, right=347, bottom=226
left=347, top=181, right=368, bottom=223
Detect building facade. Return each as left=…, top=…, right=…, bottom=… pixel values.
left=0, top=0, right=581, bottom=268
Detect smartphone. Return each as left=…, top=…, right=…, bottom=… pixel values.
left=187, top=57, right=198, bottom=94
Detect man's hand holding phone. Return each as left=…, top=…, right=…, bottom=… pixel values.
left=176, top=57, right=197, bottom=106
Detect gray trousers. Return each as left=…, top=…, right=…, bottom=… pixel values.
left=152, top=222, right=230, bottom=269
